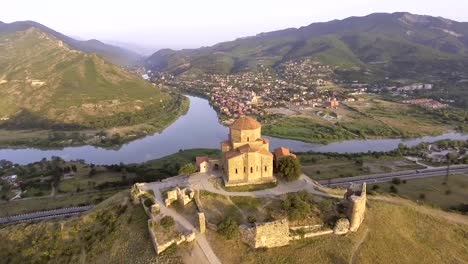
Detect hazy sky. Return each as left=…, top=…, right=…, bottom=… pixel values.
left=2, top=0, right=468, bottom=52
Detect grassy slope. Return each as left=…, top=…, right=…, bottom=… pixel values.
left=369, top=174, right=468, bottom=210
left=207, top=198, right=468, bottom=264
left=0, top=192, right=181, bottom=264
left=0, top=28, right=186, bottom=129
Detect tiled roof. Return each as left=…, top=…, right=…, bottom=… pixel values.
left=274, top=147, right=290, bottom=156
left=230, top=116, right=261, bottom=130
left=196, top=156, right=209, bottom=166
left=225, top=144, right=273, bottom=159
left=274, top=147, right=296, bottom=159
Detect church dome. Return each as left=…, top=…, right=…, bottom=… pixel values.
left=230, top=116, right=261, bottom=130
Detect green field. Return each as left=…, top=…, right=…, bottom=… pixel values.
left=262, top=96, right=461, bottom=144
left=300, top=154, right=424, bottom=180
left=369, top=174, right=468, bottom=211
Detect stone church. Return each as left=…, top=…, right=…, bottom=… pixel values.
left=221, top=116, right=275, bottom=186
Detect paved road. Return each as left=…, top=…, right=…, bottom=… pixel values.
left=0, top=205, right=94, bottom=225
left=318, top=165, right=468, bottom=187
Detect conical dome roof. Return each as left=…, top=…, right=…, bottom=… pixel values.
left=230, top=116, right=261, bottom=130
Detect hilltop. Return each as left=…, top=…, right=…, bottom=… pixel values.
left=146, top=12, right=468, bottom=82
left=0, top=190, right=466, bottom=263
left=0, top=20, right=141, bottom=66
left=0, top=26, right=188, bottom=147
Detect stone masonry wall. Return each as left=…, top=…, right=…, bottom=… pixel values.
left=240, top=219, right=290, bottom=248
left=346, top=183, right=367, bottom=232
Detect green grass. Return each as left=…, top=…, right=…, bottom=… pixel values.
left=0, top=189, right=121, bottom=217
left=263, top=116, right=357, bottom=144
left=224, top=182, right=278, bottom=192
left=230, top=196, right=261, bottom=210
left=369, top=174, right=468, bottom=210
left=300, top=154, right=424, bottom=180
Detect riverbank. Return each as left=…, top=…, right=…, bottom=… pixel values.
left=0, top=94, right=189, bottom=150
left=261, top=97, right=468, bottom=144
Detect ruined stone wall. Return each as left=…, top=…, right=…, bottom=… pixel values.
left=240, top=219, right=290, bottom=248
left=346, top=183, right=367, bottom=232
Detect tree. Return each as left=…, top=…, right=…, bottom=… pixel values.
left=217, top=217, right=239, bottom=240
left=178, top=163, right=197, bottom=176
left=277, top=156, right=301, bottom=181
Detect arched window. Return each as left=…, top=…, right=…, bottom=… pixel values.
left=250, top=167, right=253, bottom=173
left=244, top=167, right=246, bottom=173
left=256, top=166, right=258, bottom=172
left=235, top=168, right=238, bottom=174
left=247, top=137, right=250, bottom=142
left=264, top=166, right=267, bottom=172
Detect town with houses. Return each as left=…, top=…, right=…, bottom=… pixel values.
left=145, top=58, right=448, bottom=122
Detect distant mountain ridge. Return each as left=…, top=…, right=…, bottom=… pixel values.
left=145, top=12, right=468, bottom=81
left=0, top=20, right=142, bottom=66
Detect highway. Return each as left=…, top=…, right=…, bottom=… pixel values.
left=0, top=205, right=94, bottom=225
left=317, top=165, right=468, bottom=187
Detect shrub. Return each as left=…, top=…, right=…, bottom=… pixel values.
left=282, top=192, right=311, bottom=221
left=392, top=178, right=402, bottom=185
left=390, top=185, right=398, bottom=193
left=217, top=217, right=239, bottom=240
left=445, top=189, right=452, bottom=195
left=419, top=193, right=426, bottom=200
left=143, top=198, right=154, bottom=208
left=160, top=216, right=175, bottom=229
left=372, top=185, right=380, bottom=190
left=178, top=163, right=197, bottom=176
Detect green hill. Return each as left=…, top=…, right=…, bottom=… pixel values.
left=146, top=12, right=468, bottom=80
left=0, top=192, right=466, bottom=264
left=0, top=21, right=142, bottom=66
left=0, top=27, right=187, bottom=131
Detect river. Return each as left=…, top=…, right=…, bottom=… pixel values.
left=0, top=95, right=467, bottom=165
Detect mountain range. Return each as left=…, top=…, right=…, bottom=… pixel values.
left=145, top=12, right=468, bottom=83
left=0, top=20, right=141, bottom=66
left=0, top=22, right=185, bottom=131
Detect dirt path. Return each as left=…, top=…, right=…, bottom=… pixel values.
left=349, top=227, right=369, bottom=264
left=370, top=196, right=468, bottom=225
